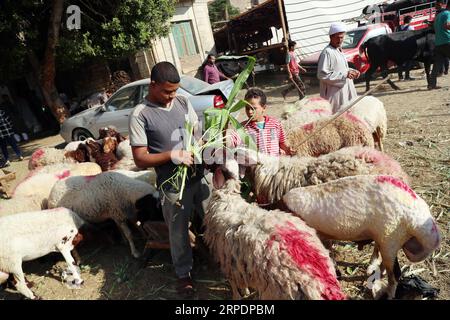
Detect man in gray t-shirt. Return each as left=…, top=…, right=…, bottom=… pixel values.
left=129, top=62, right=211, bottom=295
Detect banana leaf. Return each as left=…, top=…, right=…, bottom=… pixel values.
left=203, top=55, right=257, bottom=151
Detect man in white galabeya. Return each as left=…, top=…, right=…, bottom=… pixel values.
left=317, top=22, right=360, bottom=113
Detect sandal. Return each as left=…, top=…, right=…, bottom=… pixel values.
left=176, top=276, right=195, bottom=296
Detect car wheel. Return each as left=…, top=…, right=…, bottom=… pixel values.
left=72, top=128, right=94, bottom=141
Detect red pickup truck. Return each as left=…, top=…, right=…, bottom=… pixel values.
left=301, top=23, right=393, bottom=77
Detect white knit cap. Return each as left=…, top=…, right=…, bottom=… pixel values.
left=329, top=22, right=347, bottom=35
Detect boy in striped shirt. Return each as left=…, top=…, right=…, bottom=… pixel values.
left=233, top=88, right=294, bottom=156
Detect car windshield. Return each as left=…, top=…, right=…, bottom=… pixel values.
left=180, top=76, right=210, bottom=95
left=342, top=29, right=366, bottom=49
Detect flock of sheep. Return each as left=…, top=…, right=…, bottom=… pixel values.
left=0, top=96, right=442, bottom=300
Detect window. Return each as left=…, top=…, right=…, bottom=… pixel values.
left=342, top=29, right=366, bottom=49
left=171, top=21, right=199, bottom=57
left=364, top=28, right=388, bottom=42
left=105, top=86, right=139, bottom=111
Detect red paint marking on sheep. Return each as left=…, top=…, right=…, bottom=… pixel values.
left=356, top=149, right=403, bottom=173
left=344, top=112, right=367, bottom=127
left=376, top=176, right=416, bottom=199
left=84, top=175, right=97, bottom=182
left=308, top=97, right=326, bottom=102
left=302, top=123, right=315, bottom=132
left=56, top=170, right=71, bottom=180
left=309, top=109, right=331, bottom=115
left=267, top=222, right=346, bottom=300
left=31, top=149, right=44, bottom=161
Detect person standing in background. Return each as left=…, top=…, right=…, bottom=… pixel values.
left=203, top=54, right=230, bottom=84
left=281, top=40, right=307, bottom=100
left=317, top=22, right=360, bottom=113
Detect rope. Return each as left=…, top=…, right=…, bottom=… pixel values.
left=293, top=75, right=391, bottom=147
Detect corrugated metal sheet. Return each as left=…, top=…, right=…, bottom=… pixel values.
left=284, top=0, right=380, bottom=58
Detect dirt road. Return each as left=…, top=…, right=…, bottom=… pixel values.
left=1, top=70, right=448, bottom=300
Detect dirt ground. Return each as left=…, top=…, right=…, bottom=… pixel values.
left=0, top=70, right=448, bottom=300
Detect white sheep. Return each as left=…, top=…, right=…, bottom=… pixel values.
left=282, top=175, right=441, bottom=299
left=282, top=96, right=387, bottom=151
left=63, top=138, right=96, bottom=152
left=115, top=139, right=132, bottom=160
left=286, top=113, right=374, bottom=157
left=348, top=96, right=387, bottom=151
left=47, top=171, right=160, bottom=258
left=204, top=164, right=345, bottom=300
left=233, top=146, right=409, bottom=204
left=112, top=169, right=157, bottom=186
left=28, top=147, right=77, bottom=170
left=0, top=207, right=86, bottom=299
left=0, top=195, right=44, bottom=218
left=4, top=163, right=102, bottom=215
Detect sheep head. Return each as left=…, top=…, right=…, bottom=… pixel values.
left=403, top=217, right=441, bottom=262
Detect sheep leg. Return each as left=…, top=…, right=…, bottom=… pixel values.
left=71, top=248, right=82, bottom=265
left=376, top=127, right=384, bottom=152
left=367, top=244, right=385, bottom=298
left=229, top=280, right=243, bottom=300
left=12, top=269, right=36, bottom=300
left=59, top=247, right=84, bottom=287
left=375, top=248, right=400, bottom=300
left=117, top=221, right=141, bottom=258
left=0, top=271, right=9, bottom=285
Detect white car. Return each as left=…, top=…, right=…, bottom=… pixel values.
left=60, top=75, right=234, bottom=142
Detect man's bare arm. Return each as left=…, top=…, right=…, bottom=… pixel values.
left=131, top=146, right=193, bottom=169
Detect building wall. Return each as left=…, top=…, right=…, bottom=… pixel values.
left=284, top=0, right=380, bottom=58
left=229, top=0, right=253, bottom=13
left=132, top=0, right=216, bottom=78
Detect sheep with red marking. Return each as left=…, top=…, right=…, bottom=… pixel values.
left=82, top=137, right=119, bottom=171
left=233, top=146, right=409, bottom=205
left=347, top=96, right=387, bottom=151
left=286, top=114, right=374, bottom=157
left=28, top=147, right=79, bottom=170
left=282, top=175, right=441, bottom=299
left=0, top=163, right=102, bottom=217
left=47, top=171, right=161, bottom=258
left=282, top=98, right=333, bottom=132
left=204, top=163, right=345, bottom=300
left=0, top=208, right=86, bottom=299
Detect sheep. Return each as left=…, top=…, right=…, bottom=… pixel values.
left=282, top=96, right=386, bottom=151
left=204, top=164, right=345, bottom=300
left=5, top=163, right=102, bottom=213
left=47, top=171, right=161, bottom=258
left=112, top=157, right=141, bottom=171
left=0, top=195, right=44, bottom=218
left=63, top=138, right=96, bottom=152
left=98, top=125, right=127, bottom=143
left=84, top=137, right=119, bottom=171
left=112, top=169, right=157, bottom=186
left=0, top=207, right=86, bottom=299
left=281, top=97, right=333, bottom=132
left=348, top=96, right=387, bottom=151
left=116, top=139, right=132, bottom=160
left=282, top=108, right=332, bottom=132
left=286, top=113, right=374, bottom=157
left=28, top=147, right=78, bottom=170
left=282, top=175, right=441, bottom=299
left=232, top=146, right=409, bottom=205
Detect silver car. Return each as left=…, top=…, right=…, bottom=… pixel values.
left=60, top=75, right=234, bottom=142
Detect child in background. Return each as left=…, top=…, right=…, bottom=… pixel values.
left=232, top=88, right=294, bottom=156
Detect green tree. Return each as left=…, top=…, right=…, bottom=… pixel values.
left=208, top=0, right=240, bottom=27
left=0, top=0, right=175, bottom=123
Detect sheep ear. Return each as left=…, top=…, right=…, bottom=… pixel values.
left=213, top=167, right=226, bottom=189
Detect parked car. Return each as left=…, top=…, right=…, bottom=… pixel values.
left=60, top=75, right=234, bottom=142
left=301, top=23, right=393, bottom=78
